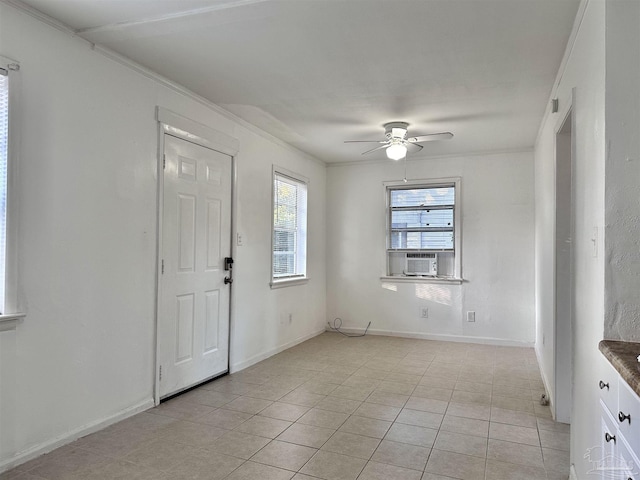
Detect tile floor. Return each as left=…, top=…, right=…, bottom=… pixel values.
left=3, top=332, right=570, bottom=480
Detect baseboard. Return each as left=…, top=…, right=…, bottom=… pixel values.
left=325, top=326, right=535, bottom=347
left=570, top=463, right=578, bottom=480
left=230, top=327, right=326, bottom=373
left=535, top=344, right=555, bottom=419
left=0, top=398, right=154, bottom=474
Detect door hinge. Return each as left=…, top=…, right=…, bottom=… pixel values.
left=161, top=259, right=164, bottom=274
left=163, top=154, right=166, bottom=170
left=159, top=365, right=162, bottom=381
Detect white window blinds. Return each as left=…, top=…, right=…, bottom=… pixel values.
left=272, top=172, right=307, bottom=280
left=0, top=72, right=8, bottom=312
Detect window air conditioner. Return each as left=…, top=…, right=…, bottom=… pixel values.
left=405, top=253, right=438, bottom=276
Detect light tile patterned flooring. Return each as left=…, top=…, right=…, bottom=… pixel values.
left=4, top=333, right=570, bottom=480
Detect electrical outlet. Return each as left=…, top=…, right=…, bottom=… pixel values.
left=288, top=313, right=293, bottom=324
left=237, top=233, right=243, bottom=246
left=467, top=311, right=476, bottom=322
left=542, top=333, right=546, bottom=346
left=420, top=307, right=428, bottom=318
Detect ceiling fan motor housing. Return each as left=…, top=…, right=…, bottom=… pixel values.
left=384, top=121, right=409, bottom=140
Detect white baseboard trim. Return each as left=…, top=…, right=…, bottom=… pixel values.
left=0, top=398, right=154, bottom=474
left=535, top=344, right=555, bottom=419
left=325, top=326, right=534, bottom=347
left=569, top=464, right=578, bottom=480
left=230, top=327, right=326, bottom=373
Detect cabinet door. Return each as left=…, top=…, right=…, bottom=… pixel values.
left=600, top=400, right=620, bottom=479
left=618, top=380, right=640, bottom=455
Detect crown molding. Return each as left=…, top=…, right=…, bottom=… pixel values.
left=2, top=0, right=327, bottom=168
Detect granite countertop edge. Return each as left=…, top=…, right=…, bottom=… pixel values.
left=599, top=339, right=640, bottom=397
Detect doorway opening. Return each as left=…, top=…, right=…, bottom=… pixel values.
left=554, top=106, right=574, bottom=423
left=154, top=108, right=238, bottom=404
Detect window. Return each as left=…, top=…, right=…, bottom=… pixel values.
left=0, top=69, right=8, bottom=311
left=0, top=56, right=21, bottom=322
left=271, top=169, right=308, bottom=286
left=385, top=178, right=461, bottom=280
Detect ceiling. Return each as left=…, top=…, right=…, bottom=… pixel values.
left=20, top=0, right=580, bottom=163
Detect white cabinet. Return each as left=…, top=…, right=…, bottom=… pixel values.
left=599, top=357, right=640, bottom=479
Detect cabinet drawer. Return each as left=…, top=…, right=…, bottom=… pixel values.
left=618, top=379, right=640, bottom=455
left=599, top=358, right=619, bottom=414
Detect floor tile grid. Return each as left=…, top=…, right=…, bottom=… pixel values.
left=3, top=333, right=570, bottom=480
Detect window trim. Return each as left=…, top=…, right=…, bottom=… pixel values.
left=0, top=55, right=22, bottom=322
left=270, top=166, right=309, bottom=288
left=382, top=177, right=462, bottom=282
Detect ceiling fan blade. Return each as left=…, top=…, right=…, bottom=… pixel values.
left=344, top=140, right=387, bottom=144
left=407, top=132, right=454, bottom=143
left=361, top=144, right=389, bottom=155
left=406, top=143, right=423, bottom=153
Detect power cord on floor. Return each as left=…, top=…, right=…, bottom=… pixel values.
left=327, top=317, right=371, bottom=337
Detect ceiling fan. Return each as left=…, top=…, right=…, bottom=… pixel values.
left=345, top=122, right=453, bottom=160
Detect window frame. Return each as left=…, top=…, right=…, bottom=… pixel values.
left=0, top=55, right=24, bottom=329
left=270, top=166, right=309, bottom=288
left=382, top=177, right=462, bottom=284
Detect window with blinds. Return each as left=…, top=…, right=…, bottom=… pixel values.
left=272, top=170, right=307, bottom=283
left=0, top=70, right=8, bottom=312
left=389, top=186, right=455, bottom=251
left=386, top=180, right=461, bottom=279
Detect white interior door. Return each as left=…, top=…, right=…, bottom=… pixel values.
left=158, top=134, right=232, bottom=399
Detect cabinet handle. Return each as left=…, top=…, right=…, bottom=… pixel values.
left=599, top=380, right=610, bottom=390
left=605, top=432, right=616, bottom=443
left=618, top=411, right=631, bottom=424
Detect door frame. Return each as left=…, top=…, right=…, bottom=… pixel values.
left=154, top=107, right=239, bottom=405
left=552, top=90, right=575, bottom=423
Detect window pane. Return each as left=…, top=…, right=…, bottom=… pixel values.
left=390, top=231, right=454, bottom=250
left=391, top=208, right=453, bottom=229
left=0, top=74, right=7, bottom=312
left=273, top=229, right=295, bottom=253
left=390, top=186, right=454, bottom=207
left=273, top=253, right=295, bottom=276
left=274, top=177, right=298, bottom=230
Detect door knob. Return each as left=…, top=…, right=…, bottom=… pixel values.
left=224, top=276, right=233, bottom=285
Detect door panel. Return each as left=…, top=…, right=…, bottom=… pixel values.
left=158, top=134, right=232, bottom=398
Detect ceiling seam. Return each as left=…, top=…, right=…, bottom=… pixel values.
left=75, top=0, right=273, bottom=35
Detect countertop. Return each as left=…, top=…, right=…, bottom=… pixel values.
left=599, top=339, right=640, bottom=397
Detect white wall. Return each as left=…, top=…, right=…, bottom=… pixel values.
left=603, top=0, right=640, bottom=343
left=534, top=1, right=605, bottom=477
left=326, top=151, right=535, bottom=345
left=0, top=3, right=326, bottom=471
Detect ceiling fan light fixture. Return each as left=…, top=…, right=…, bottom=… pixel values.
left=386, top=143, right=407, bottom=160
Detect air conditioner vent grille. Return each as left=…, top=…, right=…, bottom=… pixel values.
left=405, top=253, right=438, bottom=276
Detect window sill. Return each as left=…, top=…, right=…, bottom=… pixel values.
left=380, top=276, right=464, bottom=285
left=270, top=277, right=309, bottom=289
left=0, top=312, right=26, bottom=332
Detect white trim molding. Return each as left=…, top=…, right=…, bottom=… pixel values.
left=0, top=313, right=25, bottom=332
left=156, top=107, right=239, bottom=156
left=0, top=398, right=153, bottom=474
left=324, top=326, right=535, bottom=348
